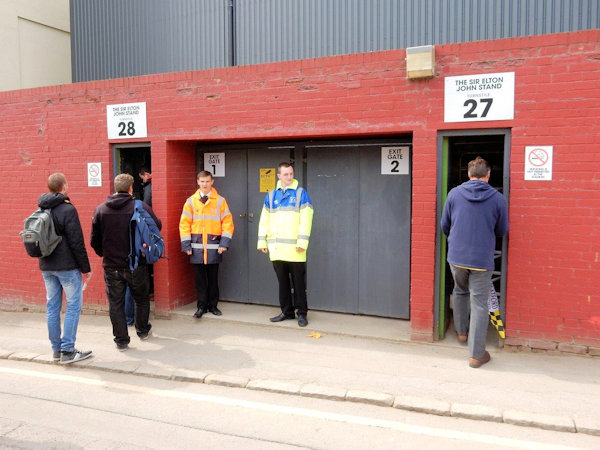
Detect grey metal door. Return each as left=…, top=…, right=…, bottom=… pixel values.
left=306, top=147, right=360, bottom=313
left=210, top=149, right=248, bottom=301
left=201, top=146, right=292, bottom=305
left=306, top=143, right=411, bottom=318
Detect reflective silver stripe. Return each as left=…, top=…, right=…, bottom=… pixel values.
left=277, top=206, right=301, bottom=212
left=257, top=235, right=266, bottom=240
left=193, top=214, right=221, bottom=221
left=297, top=235, right=310, bottom=240
left=222, top=232, right=233, bottom=239
left=217, top=196, right=223, bottom=211
left=181, top=237, right=191, bottom=242
left=268, top=190, right=275, bottom=211
left=187, top=198, right=194, bottom=209
left=190, top=243, right=221, bottom=250
left=221, top=209, right=231, bottom=219
left=266, top=238, right=297, bottom=244
left=182, top=210, right=193, bottom=218
left=295, top=188, right=303, bottom=211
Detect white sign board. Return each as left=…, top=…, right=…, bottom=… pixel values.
left=525, top=146, right=553, bottom=181
left=381, top=146, right=409, bottom=175
left=106, top=102, right=147, bottom=139
left=204, top=153, right=225, bottom=177
left=87, top=162, right=102, bottom=187
left=444, top=72, right=515, bottom=123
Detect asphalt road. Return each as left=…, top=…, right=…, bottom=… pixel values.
left=0, top=359, right=598, bottom=450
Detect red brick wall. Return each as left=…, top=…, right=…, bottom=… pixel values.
left=1, top=30, right=598, bottom=347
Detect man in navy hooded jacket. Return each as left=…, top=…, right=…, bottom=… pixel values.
left=441, top=156, right=508, bottom=368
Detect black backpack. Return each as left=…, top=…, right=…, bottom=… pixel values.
left=20, top=208, right=62, bottom=257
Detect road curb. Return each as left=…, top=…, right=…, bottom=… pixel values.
left=451, top=403, right=503, bottom=423
left=1, top=350, right=597, bottom=437
left=503, top=410, right=576, bottom=433
left=393, top=395, right=451, bottom=416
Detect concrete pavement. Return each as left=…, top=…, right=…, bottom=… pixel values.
left=1, top=303, right=599, bottom=437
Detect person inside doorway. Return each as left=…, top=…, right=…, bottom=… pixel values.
left=138, top=167, right=152, bottom=207
left=257, top=162, right=314, bottom=327
left=179, top=171, right=234, bottom=319
left=441, top=156, right=508, bottom=368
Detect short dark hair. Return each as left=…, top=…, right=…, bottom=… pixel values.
left=467, top=157, right=491, bottom=179
left=47, top=173, right=66, bottom=193
left=114, top=173, right=134, bottom=193
left=277, top=162, right=293, bottom=173
left=139, top=166, right=151, bottom=175
left=197, top=170, right=213, bottom=180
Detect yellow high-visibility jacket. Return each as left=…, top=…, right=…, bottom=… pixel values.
left=179, top=188, right=234, bottom=264
left=257, top=179, right=313, bottom=262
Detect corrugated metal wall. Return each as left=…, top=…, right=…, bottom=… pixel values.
left=71, top=0, right=600, bottom=82
left=71, top=0, right=231, bottom=82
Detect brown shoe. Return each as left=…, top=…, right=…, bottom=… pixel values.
left=456, top=332, right=468, bottom=344
left=469, top=351, right=491, bottom=368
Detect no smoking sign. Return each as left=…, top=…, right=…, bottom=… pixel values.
left=525, top=146, right=553, bottom=181
left=88, top=162, right=102, bottom=187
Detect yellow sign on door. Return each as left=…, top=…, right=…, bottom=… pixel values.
left=259, top=168, right=276, bottom=192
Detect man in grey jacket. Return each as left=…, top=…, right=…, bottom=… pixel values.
left=441, top=157, right=508, bottom=368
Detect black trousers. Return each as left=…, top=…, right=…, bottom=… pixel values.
left=272, top=261, right=307, bottom=317
left=193, top=264, right=220, bottom=311
left=104, top=265, right=151, bottom=346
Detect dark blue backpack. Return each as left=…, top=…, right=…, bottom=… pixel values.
left=129, top=200, right=164, bottom=270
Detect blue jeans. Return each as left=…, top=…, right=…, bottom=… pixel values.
left=42, top=269, right=83, bottom=352
left=125, top=286, right=135, bottom=326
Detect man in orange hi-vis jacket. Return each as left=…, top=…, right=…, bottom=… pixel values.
left=179, top=171, right=234, bottom=319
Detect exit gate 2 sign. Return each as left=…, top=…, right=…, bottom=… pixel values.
left=444, top=72, right=514, bottom=123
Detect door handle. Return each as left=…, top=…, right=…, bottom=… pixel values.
left=248, top=213, right=254, bottom=218
left=239, top=213, right=247, bottom=218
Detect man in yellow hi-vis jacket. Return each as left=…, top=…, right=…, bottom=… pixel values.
left=258, top=162, right=314, bottom=327
left=180, top=171, right=234, bottom=319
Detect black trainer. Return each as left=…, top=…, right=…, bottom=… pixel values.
left=60, top=349, right=93, bottom=364
left=53, top=351, right=61, bottom=362
left=139, top=331, right=152, bottom=341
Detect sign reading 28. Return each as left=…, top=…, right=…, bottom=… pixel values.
left=106, top=102, right=148, bottom=139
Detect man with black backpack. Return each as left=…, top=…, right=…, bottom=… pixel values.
left=36, top=173, right=93, bottom=364
left=91, top=173, right=161, bottom=351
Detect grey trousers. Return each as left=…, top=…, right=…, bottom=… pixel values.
left=450, top=264, right=492, bottom=358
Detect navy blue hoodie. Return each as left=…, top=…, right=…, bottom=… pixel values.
left=441, top=180, right=508, bottom=270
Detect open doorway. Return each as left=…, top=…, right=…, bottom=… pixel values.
left=435, top=130, right=510, bottom=342
left=112, top=144, right=151, bottom=201
left=112, top=143, right=154, bottom=293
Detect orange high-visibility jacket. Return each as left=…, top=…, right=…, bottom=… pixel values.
left=179, top=188, right=234, bottom=264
